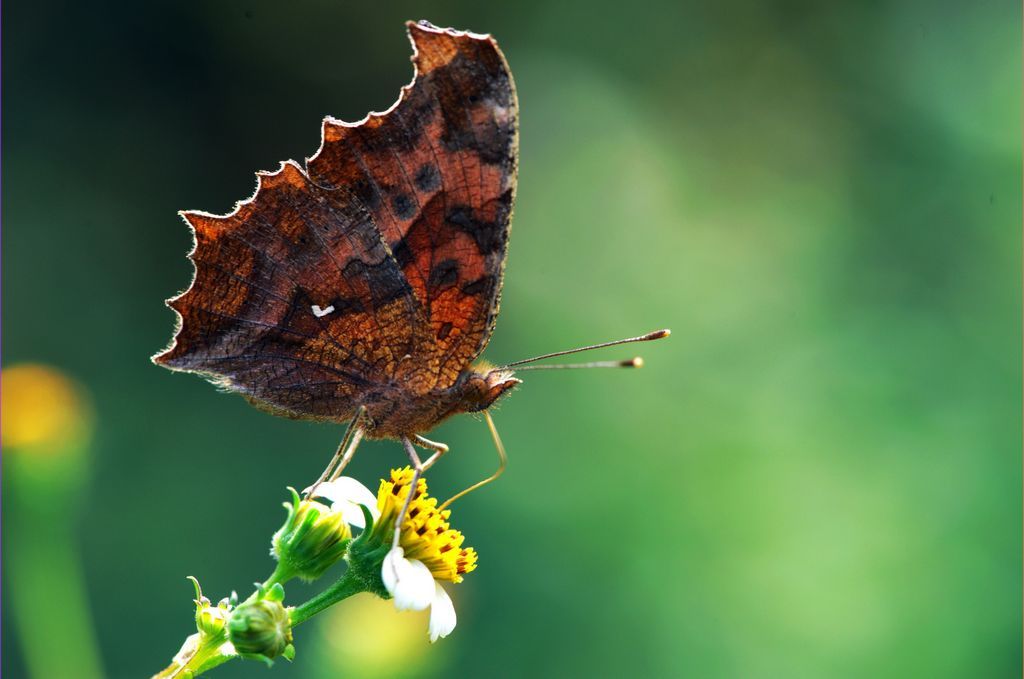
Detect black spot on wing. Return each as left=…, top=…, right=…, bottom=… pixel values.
left=440, top=120, right=513, bottom=166
left=461, top=275, right=494, bottom=297
left=328, top=293, right=365, bottom=316
left=392, top=238, right=413, bottom=268
left=341, top=257, right=413, bottom=308
left=414, top=163, right=441, bottom=192
left=392, top=192, right=416, bottom=220
left=430, top=46, right=515, bottom=166
left=428, top=259, right=459, bottom=292
left=351, top=178, right=381, bottom=211
left=445, top=202, right=508, bottom=255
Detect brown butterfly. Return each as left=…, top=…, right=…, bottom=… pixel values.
left=154, top=21, right=668, bottom=512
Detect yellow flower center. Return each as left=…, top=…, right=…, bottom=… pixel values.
left=375, top=467, right=477, bottom=583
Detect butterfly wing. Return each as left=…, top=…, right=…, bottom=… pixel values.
left=155, top=22, right=517, bottom=420
left=306, top=21, right=518, bottom=391
left=154, top=161, right=431, bottom=420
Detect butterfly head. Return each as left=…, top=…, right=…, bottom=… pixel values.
left=455, top=364, right=521, bottom=414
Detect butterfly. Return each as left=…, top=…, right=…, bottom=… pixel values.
left=154, top=21, right=668, bottom=502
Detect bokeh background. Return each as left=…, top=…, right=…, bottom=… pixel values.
left=3, top=1, right=1020, bottom=677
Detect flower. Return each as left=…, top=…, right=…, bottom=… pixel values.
left=314, top=468, right=477, bottom=642
left=272, top=488, right=352, bottom=581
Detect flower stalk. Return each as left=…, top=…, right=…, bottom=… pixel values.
left=288, top=570, right=365, bottom=627
left=153, top=470, right=477, bottom=677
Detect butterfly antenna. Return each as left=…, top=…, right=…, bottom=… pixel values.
left=501, top=329, right=670, bottom=370
left=513, top=357, right=645, bottom=371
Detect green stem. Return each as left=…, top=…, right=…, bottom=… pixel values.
left=231, top=561, right=293, bottom=610
left=289, top=571, right=364, bottom=627
left=262, top=561, right=295, bottom=590
left=152, top=632, right=235, bottom=679
left=7, top=449, right=104, bottom=679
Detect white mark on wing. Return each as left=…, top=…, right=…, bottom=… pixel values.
left=311, top=304, right=335, bottom=318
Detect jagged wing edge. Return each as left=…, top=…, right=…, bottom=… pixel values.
left=149, top=160, right=313, bottom=374
left=151, top=21, right=517, bottom=372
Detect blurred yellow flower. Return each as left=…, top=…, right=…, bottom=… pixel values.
left=2, top=363, right=92, bottom=452
left=4, top=363, right=100, bottom=678
left=315, top=594, right=437, bottom=679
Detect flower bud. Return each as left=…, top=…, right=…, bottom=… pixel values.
left=189, top=576, right=232, bottom=638
left=272, top=488, right=352, bottom=581
left=151, top=579, right=238, bottom=679
left=196, top=597, right=232, bottom=637
left=228, top=598, right=293, bottom=661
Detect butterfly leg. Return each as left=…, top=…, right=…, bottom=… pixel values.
left=327, top=420, right=366, bottom=482
left=412, top=434, right=449, bottom=470
left=304, top=406, right=367, bottom=498
left=395, top=436, right=426, bottom=548
left=439, top=410, right=507, bottom=511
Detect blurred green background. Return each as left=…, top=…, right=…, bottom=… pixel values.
left=3, top=1, right=1020, bottom=677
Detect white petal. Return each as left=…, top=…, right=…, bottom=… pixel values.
left=334, top=502, right=370, bottom=530
left=428, top=582, right=457, bottom=643
left=311, top=476, right=376, bottom=507
left=394, top=560, right=435, bottom=612
left=381, top=547, right=434, bottom=611
left=381, top=546, right=403, bottom=594
left=309, top=477, right=380, bottom=528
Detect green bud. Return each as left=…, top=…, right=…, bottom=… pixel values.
left=228, top=598, right=293, bottom=661
left=152, top=578, right=237, bottom=678
left=272, top=488, right=352, bottom=582
left=189, top=576, right=232, bottom=638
